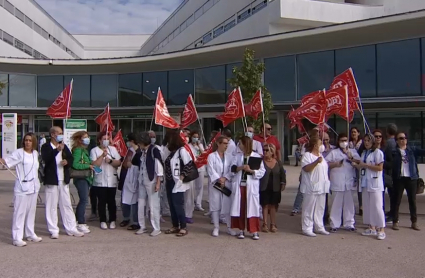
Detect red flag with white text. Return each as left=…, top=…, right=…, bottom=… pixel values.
left=325, top=86, right=356, bottom=122
left=180, top=94, right=198, bottom=128
left=95, top=103, right=115, bottom=132
left=180, top=131, right=196, bottom=161
left=330, top=68, right=359, bottom=98
left=46, top=79, right=73, bottom=119
left=292, top=90, right=327, bottom=125
left=300, top=90, right=323, bottom=106
left=297, top=135, right=309, bottom=146
left=216, top=88, right=245, bottom=127
left=195, top=132, right=222, bottom=168
left=155, top=88, right=180, bottom=129
left=112, top=129, right=127, bottom=158
left=244, top=90, right=263, bottom=119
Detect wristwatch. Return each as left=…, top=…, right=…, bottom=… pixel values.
left=108, top=159, right=112, bottom=164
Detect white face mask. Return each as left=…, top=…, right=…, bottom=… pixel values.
left=56, top=134, right=64, bottom=143
left=318, top=145, right=325, bottom=153
left=150, top=138, right=156, bottom=144
left=192, top=138, right=198, bottom=144
left=245, top=132, right=253, bottom=139
left=82, top=138, right=90, bottom=146
left=102, top=140, right=109, bottom=147
left=339, top=142, right=348, bottom=149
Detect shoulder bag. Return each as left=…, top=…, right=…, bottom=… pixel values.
left=178, top=148, right=199, bottom=183
left=70, top=150, right=92, bottom=179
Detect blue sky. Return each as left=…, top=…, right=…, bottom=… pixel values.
left=35, top=0, right=183, bottom=34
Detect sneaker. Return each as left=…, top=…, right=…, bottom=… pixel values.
left=150, top=230, right=162, bottom=237
left=330, top=228, right=338, bottom=233
left=203, top=211, right=211, bottom=216
left=109, top=221, right=116, bottom=229
left=252, top=232, right=260, bottom=240
left=377, top=232, right=386, bottom=240
left=227, top=227, right=236, bottom=236
left=100, top=222, right=108, bottom=230
left=212, top=228, right=219, bottom=237
left=219, top=218, right=226, bottom=224
left=237, top=231, right=245, bottom=239
left=13, top=240, right=27, bottom=247
left=67, top=230, right=84, bottom=237
left=361, top=229, right=377, bottom=236
left=50, top=234, right=59, bottom=239
left=290, top=210, right=299, bottom=216
left=27, top=236, right=42, bottom=242
left=392, top=222, right=400, bottom=231
left=185, top=217, right=194, bottom=224
left=412, top=222, right=421, bottom=231
left=77, top=224, right=91, bottom=234
left=195, top=206, right=204, bottom=212
left=88, top=214, right=98, bottom=221
left=135, top=228, right=148, bottom=235
left=316, top=230, right=330, bottom=235
left=303, top=231, right=317, bottom=237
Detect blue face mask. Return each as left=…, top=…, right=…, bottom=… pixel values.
left=151, top=138, right=156, bottom=144
left=102, top=140, right=109, bottom=147
left=56, top=135, right=64, bottom=143
left=245, top=132, right=253, bottom=139
left=82, top=138, right=90, bottom=146
left=192, top=138, right=199, bottom=144
left=126, top=141, right=132, bottom=148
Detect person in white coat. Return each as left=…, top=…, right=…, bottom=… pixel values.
left=41, top=126, right=84, bottom=239
left=352, top=133, right=386, bottom=240
left=246, top=126, right=263, bottom=156
left=189, top=131, right=205, bottom=212
left=223, top=129, right=236, bottom=156
left=300, top=136, right=330, bottom=237
left=90, top=132, right=122, bottom=230
left=163, top=130, right=194, bottom=237
left=0, top=133, right=43, bottom=247
left=326, top=133, right=360, bottom=232
left=132, top=132, right=164, bottom=236
left=207, top=136, right=236, bottom=237
left=230, top=136, right=266, bottom=240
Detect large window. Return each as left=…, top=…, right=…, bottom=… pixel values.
left=336, top=45, right=376, bottom=98
left=195, top=66, right=225, bottom=105
left=143, top=72, right=167, bottom=106
left=118, top=74, right=143, bottom=107
left=118, top=119, right=132, bottom=136
left=64, top=75, right=90, bottom=107
left=0, top=74, right=8, bottom=106
left=297, top=51, right=334, bottom=98
left=9, top=74, right=36, bottom=106
left=168, top=70, right=194, bottom=105
left=91, top=75, right=117, bottom=107
left=377, top=39, right=421, bottom=97
left=264, top=56, right=296, bottom=102
left=37, top=75, right=63, bottom=107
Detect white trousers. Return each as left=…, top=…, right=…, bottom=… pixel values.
left=194, top=171, right=205, bottom=208
left=362, top=190, right=385, bottom=228
left=138, top=181, right=161, bottom=231
left=185, top=182, right=195, bottom=218
left=45, top=182, right=78, bottom=235
left=160, top=180, right=170, bottom=216
left=211, top=211, right=231, bottom=229
left=12, top=193, right=38, bottom=242
left=302, top=193, right=326, bottom=233
left=330, top=191, right=355, bottom=229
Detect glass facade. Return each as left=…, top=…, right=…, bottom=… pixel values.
left=143, top=71, right=167, bottom=106
left=64, top=75, right=90, bottom=107
left=37, top=75, right=64, bottom=107
left=168, top=69, right=194, bottom=105
left=91, top=75, right=118, bottom=107
left=0, top=74, right=8, bottom=106
left=195, top=66, right=226, bottom=105
left=9, top=74, right=36, bottom=106
left=118, top=73, right=143, bottom=107
left=264, top=56, right=296, bottom=102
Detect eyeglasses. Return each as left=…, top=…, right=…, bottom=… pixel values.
left=374, top=135, right=382, bottom=138
left=266, top=128, right=272, bottom=131
left=264, top=149, right=270, bottom=152
left=397, top=137, right=407, bottom=140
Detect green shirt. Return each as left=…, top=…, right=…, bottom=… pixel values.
left=72, top=147, right=93, bottom=184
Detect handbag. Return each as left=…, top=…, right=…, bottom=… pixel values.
left=384, top=173, right=393, bottom=189
left=70, top=150, right=92, bottom=179
left=213, top=182, right=232, bottom=197
left=178, top=148, right=199, bottom=183
left=417, top=178, right=424, bottom=194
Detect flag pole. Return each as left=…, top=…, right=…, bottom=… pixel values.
left=106, top=103, right=109, bottom=135
left=260, top=88, right=266, bottom=141
left=150, top=87, right=160, bottom=131
left=345, top=85, right=349, bottom=136
left=65, top=78, right=73, bottom=125
left=190, top=94, right=208, bottom=146
left=238, top=87, right=248, bottom=133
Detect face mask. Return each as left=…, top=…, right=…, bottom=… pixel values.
left=82, top=138, right=90, bottom=146
left=126, top=141, right=132, bottom=148
left=245, top=132, right=253, bottom=139
left=102, top=140, right=109, bottom=147
left=56, top=135, right=64, bottom=143
left=192, top=138, right=198, bottom=144
left=339, top=142, right=348, bottom=149
left=150, top=138, right=156, bottom=144
left=318, top=145, right=325, bottom=153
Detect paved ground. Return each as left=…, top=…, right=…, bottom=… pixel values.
left=0, top=165, right=425, bottom=278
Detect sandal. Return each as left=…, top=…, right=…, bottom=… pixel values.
left=176, top=229, right=188, bottom=237
left=261, top=223, right=269, bottom=233
left=165, top=227, right=180, bottom=234
left=270, top=224, right=278, bottom=233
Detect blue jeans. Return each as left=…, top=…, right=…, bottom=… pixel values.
left=122, top=201, right=138, bottom=224
left=292, top=184, right=303, bottom=212
left=166, top=179, right=186, bottom=229
left=74, top=178, right=90, bottom=224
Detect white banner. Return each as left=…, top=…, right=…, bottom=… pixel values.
left=2, top=113, right=18, bottom=158
left=63, top=119, right=87, bottom=148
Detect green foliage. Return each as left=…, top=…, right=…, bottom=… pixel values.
left=228, top=48, right=273, bottom=134
left=0, top=81, right=5, bottom=96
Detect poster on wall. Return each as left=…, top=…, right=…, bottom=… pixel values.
left=63, top=119, right=87, bottom=147
left=2, top=113, right=18, bottom=158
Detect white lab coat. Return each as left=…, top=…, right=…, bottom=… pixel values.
left=122, top=147, right=138, bottom=205
left=168, top=147, right=193, bottom=193
left=189, top=143, right=205, bottom=210
left=326, top=148, right=360, bottom=192
left=230, top=151, right=265, bottom=218
left=300, top=152, right=330, bottom=195
left=253, top=140, right=264, bottom=155
left=207, top=151, right=234, bottom=213
left=359, top=149, right=384, bottom=193
left=90, top=146, right=122, bottom=188
left=226, top=139, right=236, bottom=156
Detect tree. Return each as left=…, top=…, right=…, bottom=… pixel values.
left=228, top=48, right=273, bottom=133
left=0, top=81, right=5, bottom=96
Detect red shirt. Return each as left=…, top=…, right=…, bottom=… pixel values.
left=253, top=134, right=281, bottom=151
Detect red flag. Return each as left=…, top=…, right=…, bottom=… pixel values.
left=244, top=90, right=263, bottom=119
left=331, top=68, right=359, bottom=98
left=195, top=132, right=222, bottom=168
left=300, top=90, right=322, bottom=106
left=95, top=104, right=115, bottom=132
left=179, top=131, right=196, bottom=161
left=155, top=88, right=179, bottom=129
left=216, top=88, right=245, bottom=127
left=325, top=86, right=356, bottom=122
left=288, top=107, right=306, bottom=134
left=46, top=79, right=73, bottom=119
left=297, top=135, right=309, bottom=145
left=112, top=129, right=127, bottom=158
left=180, top=94, right=198, bottom=129
left=316, top=123, right=330, bottom=133
left=292, top=91, right=327, bottom=125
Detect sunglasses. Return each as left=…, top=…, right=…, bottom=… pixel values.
left=374, top=135, right=382, bottom=138
left=398, top=137, right=407, bottom=140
